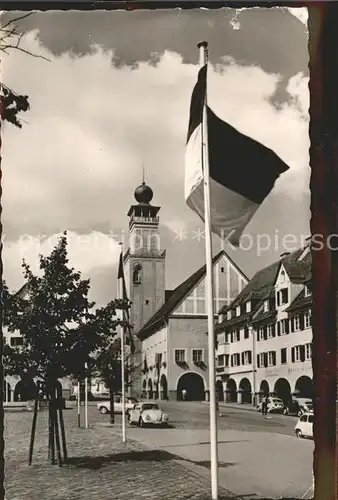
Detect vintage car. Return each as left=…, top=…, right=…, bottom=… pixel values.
left=97, top=395, right=138, bottom=415
left=284, top=398, right=313, bottom=416
left=128, top=402, right=169, bottom=427
left=257, top=397, right=284, bottom=414
left=294, top=412, right=314, bottom=439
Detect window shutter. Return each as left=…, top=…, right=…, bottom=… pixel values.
left=248, top=351, right=252, bottom=364
left=263, top=326, right=268, bottom=340
left=241, top=352, right=244, bottom=365
left=237, top=328, right=240, bottom=341
left=285, top=320, right=290, bottom=334
left=273, top=351, right=276, bottom=366
left=277, top=292, right=280, bottom=306
left=299, top=314, right=305, bottom=330
left=256, top=330, right=260, bottom=342
left=291, top=347, right=295, bottom=363
left=257, top=354, right=260, bottom=368
left=264, top=353, right=268, bottom=368
left=290, top=317, right=294, bottom=332
left=231, top=355, right=234, bottom=367
left=277, top=322, right=281, bottom=336
left=300, top=345, right=306, bottom=362
left=272, top=324, right=276, bottom=337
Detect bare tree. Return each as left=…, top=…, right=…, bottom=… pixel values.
left=0, top=12, right=50, bottom=128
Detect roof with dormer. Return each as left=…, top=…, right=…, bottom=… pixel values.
left=215, top=245, right=311, bottom=333
left=137, top=249, right=248, bottom=340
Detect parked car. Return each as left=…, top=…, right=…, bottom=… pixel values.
left=97, top=395, right=138, bottom=415
left=128, top=402, right=169, bottom=427
left=257, top=397, right=284, bottom=414
left=284, top=398, right=313, bottom=416
left=294, top=412, right=314, bottom=439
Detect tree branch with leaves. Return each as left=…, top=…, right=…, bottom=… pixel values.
left=0, top=12, right=50, bottom=128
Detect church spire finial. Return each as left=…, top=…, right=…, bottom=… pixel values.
left=142, top=163, right=145, bottom=185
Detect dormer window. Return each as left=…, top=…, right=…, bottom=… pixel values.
left=245, top=301, right=251, bottom=313
left=236, top=305, right=241, bottom=317
left=263, top=300, right=269, bottom=313
left=277, top=288, right=289, bottom=307
left=227, top=310, right=231, bottom=320
left=132, top=263, right=142, bottom=284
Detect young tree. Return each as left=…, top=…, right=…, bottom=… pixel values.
left=95, top=338, right=135, bottom=425
left=2, top=233, right=131, bottom=459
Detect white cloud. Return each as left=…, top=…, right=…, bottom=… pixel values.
left=3, top=231, right=121, bottom=293
left=2, top=29, right=309, bottom=297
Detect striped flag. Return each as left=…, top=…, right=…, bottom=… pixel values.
left=185, top=64, right=290, bottom=247
left=117, top=252, right=135, bottom=354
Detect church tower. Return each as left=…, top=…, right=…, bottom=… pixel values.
left=124, top=180, right=166, bottom=397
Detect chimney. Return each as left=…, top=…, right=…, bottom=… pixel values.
left=280, top=252, right=290, bottom=259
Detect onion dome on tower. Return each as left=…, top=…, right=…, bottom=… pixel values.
left=134, top=181, right=154, bottom=204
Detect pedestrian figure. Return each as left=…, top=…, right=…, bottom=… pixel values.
left=262, top=396, right=268, bottom=416
left=182, top=389, right=187, bottom=401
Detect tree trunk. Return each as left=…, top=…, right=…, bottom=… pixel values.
left=109, top=387, right=115, bottom=425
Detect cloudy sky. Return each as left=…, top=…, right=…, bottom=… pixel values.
left=2, top=7, right=309, bottom=306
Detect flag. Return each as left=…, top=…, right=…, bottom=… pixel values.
left=118, top=252, right=135, bottom=354
left=185, top=64, right=290, bottom=247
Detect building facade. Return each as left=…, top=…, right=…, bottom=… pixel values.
left=124, top=181, right=248, bottom=401
left=215, top=244, right=312, bottom=407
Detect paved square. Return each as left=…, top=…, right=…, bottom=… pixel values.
left=4, top=408, right=235, bottom=500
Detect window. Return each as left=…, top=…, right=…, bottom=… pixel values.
left=281, top=348, right=287, bottom=364
left=236, top=306, right=241, bottom=317
left=305, top=311, right=311, bottom=328
left=227, top=310, right=231, bottom=320
left=244, top=326, right=249, bottom=339
left=221, top=267, right=225, bottom=273
left=308, top=414, right=314, bottom=424
left=267, top=324, right=275, bottom=339
left=217, top=355, right=225, bottom=367
left=305, top=285, right=311, bottom=297
left=233, top=329, right=240, bottom=342
left=185, top=299, right=194, bottom=314
left=267, top=351, right=276, bottom=366
left=280, top=288, right=289, bottom=304
left=175, top=349, right=186, bottom=363
left=305, top=343, right=312, bottom=360
left=132, top=263, right=142, bottom=284
left=225, top=354, right=230, bottom=367
left=231, top=353, right=240, bottom=367
left=263, top=300, right=269, bottom=312
left=192, top=349, right=203, bottom=364
left=218, top=332, right=226, bottom=345
left=257, top=353, right=265, bottom=368
left=242, top=350, right=252, bottom=365
left=10, top=337, right=23, bottom=347
left=258, top=327, right=265, bottom=341
left=278, top=319, right=289, bottom=335
left=246, top=301, right=251, bottom=313
left=292, top=346, right=301, bottom=363
left=293, top=315, right=300, bottom=331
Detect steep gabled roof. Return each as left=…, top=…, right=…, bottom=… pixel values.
left=218, top=247, right=310, bottom=316
left=286, top=289, right=312, bottom=313
left=138, top=249, right=245, bottom=339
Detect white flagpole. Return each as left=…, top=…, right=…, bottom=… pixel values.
left=77, top=381, right=81, bottom=427
left=197, top=40, right=219, bottom=500
left=84, top=363, right=88, bottom=429
left=118, top=242, right=127, bottom=443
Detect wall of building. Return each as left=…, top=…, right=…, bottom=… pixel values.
left=167, top=316, right=209, bottom=401
left=140, top=325, right=168, bottom=400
